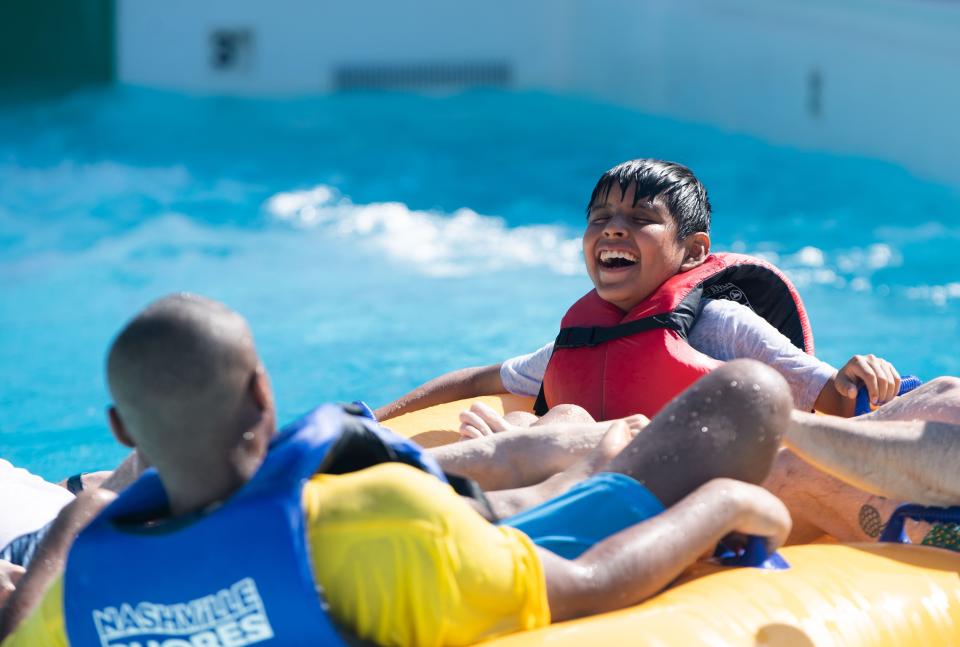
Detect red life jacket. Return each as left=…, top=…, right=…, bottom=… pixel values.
left=536, top=253, right=814, bottom=421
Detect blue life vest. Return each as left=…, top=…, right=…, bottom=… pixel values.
left=64, top=403, right=448, bottom=647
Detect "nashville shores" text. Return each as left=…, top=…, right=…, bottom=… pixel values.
left=91, top=577, right=274, bottom=647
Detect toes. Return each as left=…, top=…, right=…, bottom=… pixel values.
left=624, top=414, right=650, bottom=436
left=459, top=410, right=494, bottom=437
left=469, top=401, right=511, bottom=433
left=458, top=424, right=484, bottom=441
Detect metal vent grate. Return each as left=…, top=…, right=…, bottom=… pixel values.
left=334, top=62, right=511, bottom=91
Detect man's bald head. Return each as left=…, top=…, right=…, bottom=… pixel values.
left=107, top=294, right=265, bottom=466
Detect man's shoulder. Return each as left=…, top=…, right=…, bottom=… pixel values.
left=307, top=462, right=440, bottom=489
left=304, top=463, right=460, bottom=525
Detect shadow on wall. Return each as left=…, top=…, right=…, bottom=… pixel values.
left=0, top=0, right=113, bottom=90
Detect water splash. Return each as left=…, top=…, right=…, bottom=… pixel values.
left=264, top=185, right=583, bottom=277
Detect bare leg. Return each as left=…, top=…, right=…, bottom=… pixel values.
left=485, top=360, right=792, bottom=518
left=758, top=376, right=960, bottom=543
left=502, top=404, right=595, bottom=429
left=430, top=424, right=609, bottom=491
left=460, top=402, right=598, bottom=438
left=503, top=411, right=538, bottom=426
left=603, top=359, right=792, bottom=507
left=533, top=404, right=595, bottom=425
left=786, top=403, right=960, bottom=507
left=447, top=360, right=791, bottom=507
left=485, top=421, right=640, bottom=518
left=763, top=447, right=930, bottom=543
left=863, top=376, right=960, bottom=424
left=460, top=400, right=649, bottom=440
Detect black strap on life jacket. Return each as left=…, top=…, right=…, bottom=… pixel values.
left=532, top=288, right=702, bottom=416
left=553, top=308, right=696, bottom=349
left=318, top=409, right=425, bottom=476
left=323, top=405, right=497, bottom=519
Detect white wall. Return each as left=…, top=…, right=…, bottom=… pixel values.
left=117, top=0, right=960, bottom=184
left=116, top=0, right=572, bottom=93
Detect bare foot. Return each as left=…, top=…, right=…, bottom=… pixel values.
left=622, top=413, right=651, bottom=434
left=459, top=401, right=518, bottom=440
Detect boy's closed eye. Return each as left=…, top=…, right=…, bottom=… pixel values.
left=587, top=213, right=610, bottom=225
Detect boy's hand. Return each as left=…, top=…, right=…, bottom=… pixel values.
left=0, top=560, right=25, bottom=607
left=707, top=478, right=792, bottom=553
left=833, top=354, right=901, bottom=407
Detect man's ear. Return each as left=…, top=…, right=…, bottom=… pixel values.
left=108, top=406, right=137, bottom=449
left=680, top=232, right=711, bottom=271
left=249, top=366, right=274, bottom=413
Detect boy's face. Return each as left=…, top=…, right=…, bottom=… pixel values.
left=583, top=186, right=692, bottom=312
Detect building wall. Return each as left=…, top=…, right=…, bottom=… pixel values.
left=116, top=0, right=570, bottom=93
left=116, top=0, right=960, bottom=184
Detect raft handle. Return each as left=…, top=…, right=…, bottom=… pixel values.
left=879, top=504, right=960, bottom=544
left=855, top=375, right=922, bottom=416
left=717, top=535, right=789, bottom=570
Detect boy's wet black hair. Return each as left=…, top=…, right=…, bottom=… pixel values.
left=587, top=159, right=711, bottom=239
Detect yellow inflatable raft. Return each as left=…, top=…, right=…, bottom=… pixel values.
left=382, top=397, right=960, bottom=647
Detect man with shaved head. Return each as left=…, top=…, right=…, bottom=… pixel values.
left=105, top=294, right=274, bottom=516
left=1, top=294, right=795, bottom=647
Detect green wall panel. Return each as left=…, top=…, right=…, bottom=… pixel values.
left=0, top=0, right=114, bottom=86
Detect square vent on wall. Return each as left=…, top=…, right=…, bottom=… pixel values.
left=210, top=29, right=255, bottom=73
left=334, top=62, right=511, bottom=91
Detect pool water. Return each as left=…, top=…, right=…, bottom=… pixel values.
left=1, top=87, right=959, bottom=480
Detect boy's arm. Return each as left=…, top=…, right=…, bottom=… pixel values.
left=53, top=451, right=147, bottom=495
left=813, top=354, right=901, bottom=417
left=541, top=478, right=791, bottom=621
left=0, top=490, right=115, bottom=641
left=698, top=301, right=899, bottom=415
left=813, top=377, right=856, bottom=417
left=374, top=364, right=505, bottom=421
left=695, top=300, right=834, bottom=412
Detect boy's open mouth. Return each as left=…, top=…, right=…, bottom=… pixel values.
left=598, top=249, right=639, bottom=269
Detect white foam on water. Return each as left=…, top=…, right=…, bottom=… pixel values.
left=773, top=243, right=902, bottom=291
left=264, top=186, right=919, bottom=290
left=906, top=283, right=960, bottom=306
left=264, top=185, right=583, bottom=277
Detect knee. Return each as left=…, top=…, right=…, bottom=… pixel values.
left=708, top=360, right=793, bottom=423
left=697, top=360, right=793, bottom=483
left=546, top=403, right=595, bottom=424
left=503, top=411, right=538, bottom=427
left=925, top=376, right=960, bottom=396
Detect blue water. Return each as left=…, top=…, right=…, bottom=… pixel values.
left=1, top=87, right=959, bottom=480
